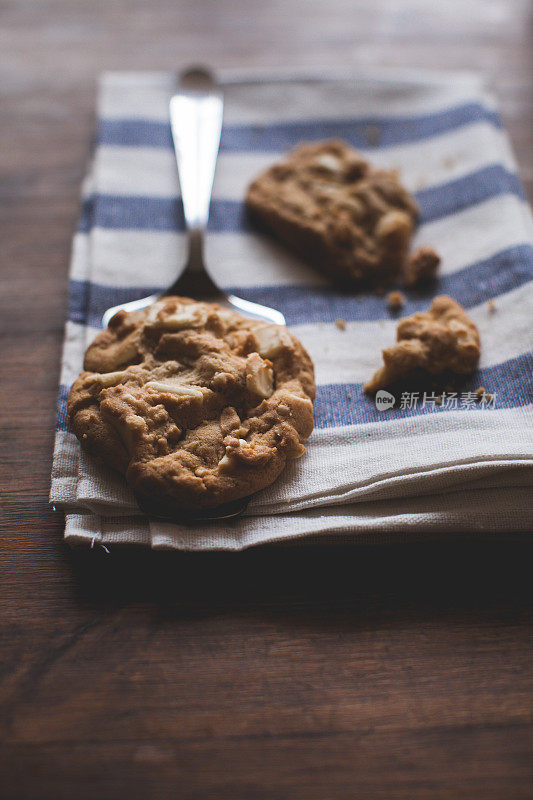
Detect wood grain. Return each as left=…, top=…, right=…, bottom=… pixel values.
left=1, top=1, right=532, bottom=798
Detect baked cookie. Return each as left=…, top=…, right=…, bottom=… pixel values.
left=364, top=295, right=480, bottom=393
left=246, top=140, right=418, bottom=286
left=68, top=297, right=315, bottom=510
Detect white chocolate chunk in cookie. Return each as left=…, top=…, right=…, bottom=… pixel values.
left=314, top=152, right=342, bottom=174
left=254, top=324, right=292, bottom=358
left=144, top=301, right=207, bottom=330
left=144, top=380, right=204, bottom=398
left=143, top=301, right=166, bottom=323
left=284, top=392, right=314, bottom=410
left=217, top=452, right=233, bottom=472
left=217, top=437, right=255, bottom=472
left=448, top=318, right=475, bottom=342
left=374, top=210, right=413, bottom=243
left=87, top=370, right=130, bottom=387
left=245, top=353, right=274, bottom=399
left=214, top=307, right=237, bottom=325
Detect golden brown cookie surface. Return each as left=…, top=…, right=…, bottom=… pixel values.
left=246, top=140, right=418, bottom=286
left=68, top=297, right=315, bottom=510
left=364, top=295, right=481, bottom=394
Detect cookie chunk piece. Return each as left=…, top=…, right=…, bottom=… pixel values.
left=404, top=246, right=441, bottom=287
left=364, top=296, right=480, bottom=394
left=386, top=290, right=405, bottom=311
left=68, top=297, right=315, bottom=510
left=246, top=140, right=418, bottom=286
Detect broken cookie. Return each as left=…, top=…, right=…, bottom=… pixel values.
left=68, top=297, right=315, bottom=510
left=246, top=140, right=419, bottom=286
left=364, top=295, right=480, bottom=394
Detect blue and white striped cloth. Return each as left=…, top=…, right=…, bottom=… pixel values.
left=50, top=70, right=533, bottom=550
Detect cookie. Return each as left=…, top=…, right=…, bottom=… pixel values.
left=364, top=295, right=480, bottom=393
left=68, top=297, right=315, bottom=510
left=246, top=140, right=418, bottom=286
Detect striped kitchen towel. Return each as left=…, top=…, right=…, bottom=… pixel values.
left=50, top=70, right=533, bottom=550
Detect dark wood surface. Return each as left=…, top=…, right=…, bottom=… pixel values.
left=1, top=2, right=532, bottom=798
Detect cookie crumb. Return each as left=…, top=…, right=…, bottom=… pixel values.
left=386, top=290, right=405, bottom=310
left=404, top=246, right=441, bottom=287
left=476, top=387, right=493, bottom=403
left=335, top=318, right=347, bottom=331
left=488, top=299, right=496, bottom=313
left=365, top=124, right=381, bottom=147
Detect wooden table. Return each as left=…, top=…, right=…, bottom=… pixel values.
left=2, top=2, right=532, bottom=797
